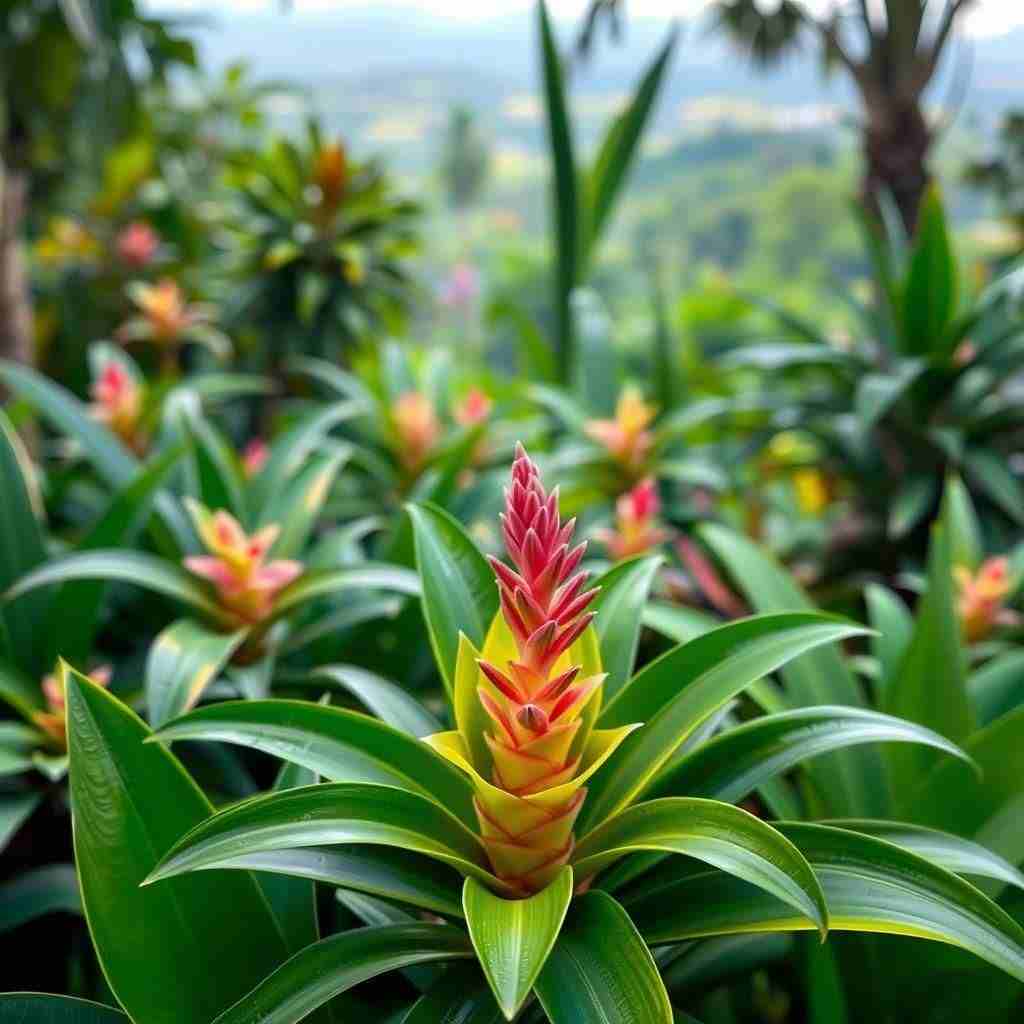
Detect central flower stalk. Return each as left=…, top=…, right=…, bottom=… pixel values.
left=475, top=444, right=603, bottom=892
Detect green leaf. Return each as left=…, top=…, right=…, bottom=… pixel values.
left=864, top=584, right=912, bottom=688
left=698, top=523, right=888, bottom=818
left=888, top=477, right=937, bottom=539
left=627, top=823, right=1024, bottom=987
left=944, top=474, right=983, bottom=569
left=642, top=602, right=720, bottom=646
left=582, top=613, right=869, bottom=831
left=884, top=520, right=973, bottom=794
left=211, top=924, right=473, bottom=1024
left=647, top=705, right=971, bottom=808
left=204, top=845, right=464, bottom=919
left=463, top=866, right=573, bottom=1020
left=0, top=361, right=137, bottom=488
left=854, top=362, right=924, bottom=431
left=0, top=790, right=42, bottom=852
left=271, top=564, right=420, bottom=619
left=968, top=650, right=1024, bottom=726
left=400, top=964, right=505, bottom=1024
left=184, top=414, right=246, bottom=518
left=821, top=820, right=1024, bottom=892
left=573, top=798, right=828, bottom=937
left=535, top=891, right=672, bottom=1024
left=591, top=555, right=663, bottom=703
left=0, top=995, right=130, bottom=1023
left=0, top=864, right=80, bottom=934
left=307, top=664, right=443, bottom=737
left=538, top=0, right=579, bottom=380
left=908, top=707, right=1024, bottom=871
left=146, top=619, right=247, bottom=729
left=901, top=186, right=958, bottom=357
left=963, top=449, right=1024, bottom=526
left=0, top=410, right=49, bottom=676
left=154, top=699, right=475, bottom=828
left=6, top=550, right=225, bottom=623
left=146, top=781, right=503, bottom=892
left=43, top=446, right=184, bottom=666
left=407, top=502, right=498, bottom=698
left=582, top=27, right=677, bottom=269
left=65, top=666, right=289, bottom=1024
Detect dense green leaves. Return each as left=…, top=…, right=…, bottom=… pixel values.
left=574, top=798, right=828, bottom=936
left=66, top=667, right=289, bottom=1024
left=154, top=699, right=475, bottom=827
left=582, top=613, right=869, bottom=830
left=211, top=924, right=473, bottom=1024
left=535, top=891, right=673, bottom=1024
left=0, top=995, right=130, bottom=1024
left=463, top=867, right=573, bottom=1020
left=407, top=502, right=497, bottom=698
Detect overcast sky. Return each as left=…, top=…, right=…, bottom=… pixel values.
left=158, top=1, right=1024, bottom=36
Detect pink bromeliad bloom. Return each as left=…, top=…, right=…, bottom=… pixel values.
left=454, top=387, right=493, bottom=427
left=241, top=438, right=270, bottom=478
left=184, top=501, right=303, bottom=625
left=474, top=444, right=604, bottom=892
left=36, top=665, right=111, bottom=750
left=955, top=557, right=1016, bottom=643
left=89, top=361, right=144, bottom=448
left=596, top=477, right=670, bottom=561
left=116, top=221, right=160, bottom=268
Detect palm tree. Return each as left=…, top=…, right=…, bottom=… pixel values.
left=580, top=0, right=978, bottom=232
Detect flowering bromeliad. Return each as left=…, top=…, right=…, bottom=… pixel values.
left=584, top=385, right=657, bottom=476
left=35, top=665, right=111, bottom=750
left=955, top=557, right=1016, bottom=643
left=184, top=501, right=303, bottom=627
left=88, top=361, right=144, bottom=451
left=115, top=221, right=160, bottom=269
left=391, top=391, right=441, bottom=476
left=427, top=445, right=638, bottom=895
left=596, top=478, right=670, bottom=561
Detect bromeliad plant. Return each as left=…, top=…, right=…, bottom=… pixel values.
left=47, top=444, right=1024, bottom=1024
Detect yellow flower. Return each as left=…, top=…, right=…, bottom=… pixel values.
left=584, top=386, right=657, bottom=473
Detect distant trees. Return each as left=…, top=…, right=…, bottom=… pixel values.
left=966, top=111, right=1024, bottom=252
left=580, top=0, right=979, bottom=233
left=440, top=107, right=491, bottom=214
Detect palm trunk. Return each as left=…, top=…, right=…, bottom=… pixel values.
left=0, top=166, right=33, bottom=369
left=862, top=99, right=932, bottom=235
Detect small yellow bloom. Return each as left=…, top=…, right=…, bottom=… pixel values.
left=955, top=557, right=1013, bottom=643
left=584, top=386, right=657, bottom=473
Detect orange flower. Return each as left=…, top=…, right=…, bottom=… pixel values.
left=473, top=445, right=603, bottom=893
left=595, top=478, right=670, bottom=560
left=130, top=279, right=194, bottom=343
left=35, top=666, right=111, bottom=750
left=392, top=391, right=440, bottom=474
left=955, top=557, right=1014, bottom=643
left=313, top=142, right=348, bottom=214
left=89, top=361, right=144, bottom=448
left=184, top=501, right=303, bottom=626
left=584, top=386, right=656, bottom=473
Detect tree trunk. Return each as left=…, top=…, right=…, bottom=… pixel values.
left=862, top=100, right=932, bottom=236
left=0, top=166, right=34, bottom=369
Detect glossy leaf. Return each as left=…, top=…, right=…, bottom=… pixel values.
left=206, top=845, right=464, bottom=919
left=66, top=667, right=288, bottom=1024
left=699, top=523, right=888, bottom=817
left=0, top=995, right=130, bottom=1023
left=146, top=619, right=247, bottom=729
left=146, top=781, right=504, bottom=892
left=0, top=790, right=42, bottom=851
left=211, top=924, right=473, bottom=1024
left=154, top=699, right=475, bottom=828
left=0, top=864, right=80, bottom=934
left=271, top=564, right=420, bottom=619
left=407, top=502, right=498, bottom=698
left=627, top=823, right=1024, bottom=986
left=307, top=664, right=442, bottom=737
left=583, top=613, right=869, bottom=830
left=463, top=866, right=573, bottom=1020
left=884, top=520, right=973, bottom=794
left=864, top=584, right=912, bottom=688
left=6, top=550, right=225, bottom=623
left=534, top=891, right=672, bottom=1024
left=0, top=410, right=48, bottom=676
left=642, top=602, right=720, bottom=646
left=591, top=555, right=663, bottom=703
left=573, top=798, right=828, bottom=936
left=648, top=705, right=971, bottom=807
left=968, top=650, right=1024, bottom=726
